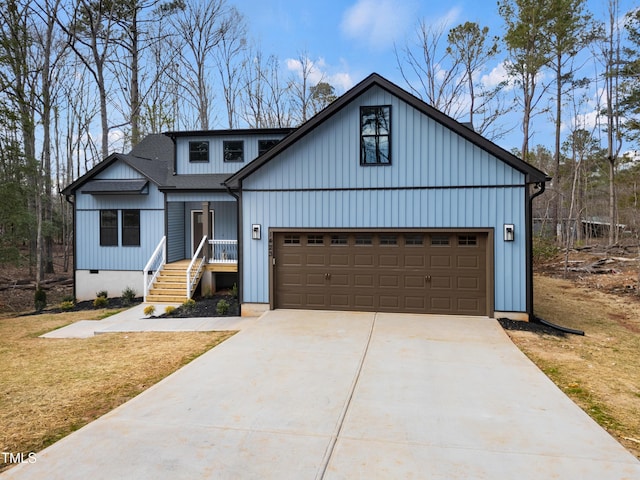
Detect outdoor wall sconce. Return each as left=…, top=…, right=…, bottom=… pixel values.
left=252, top=224, right=261, bottom=240
left=504, top=224, right=515, bottom=242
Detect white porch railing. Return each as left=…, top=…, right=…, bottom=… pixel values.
left=187, top=235, right=207, bottom=298
left=210, top=239, right=238, bottom=263
left=143, top=236, right=166, bottom=302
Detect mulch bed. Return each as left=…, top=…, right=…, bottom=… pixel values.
left=497, top=317, right=566, bottom=337
left=20, top=294, right=239, bottom=318
left=160, top=295, right=240, bottom=318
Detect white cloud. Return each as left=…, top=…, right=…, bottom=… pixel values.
left=481, top=61, right=512, bottom=90
left=341, top=0, right=418, bottom=50
left=285, top=56, right=354, bottom=93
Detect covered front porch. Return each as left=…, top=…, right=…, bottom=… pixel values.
left=143, top=193, right=239, bottom=302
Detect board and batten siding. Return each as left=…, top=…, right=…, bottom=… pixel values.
left=75, top=161, right=165, bottom=271
left=175, top=134, right=288, bottom=175
left=167, top=202, right=185, bottom=263
left=181, top=201, right=237, bottom=258
left=240, top=85, right=528, bottom=313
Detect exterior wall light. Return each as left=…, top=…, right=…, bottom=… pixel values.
left=252, top=224, right=261, bottom=240
left=504, top=224, right=515, bottom=242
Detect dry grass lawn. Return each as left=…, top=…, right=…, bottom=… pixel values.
left=505, top=275, right=640, bottom=460
left=0, top=310, right=234, bottom=471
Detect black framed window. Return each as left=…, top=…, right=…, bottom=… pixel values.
left=223, top=140, right=244, bottom=162
left=189, top=141, right=209, bottom=162
left=360, top=105, right=391, bottom=165
left=100, top=210, right=118, bottom=246
left=258, top=139, right=280, bottom=156
left=122, top=210, right=140, bottom=246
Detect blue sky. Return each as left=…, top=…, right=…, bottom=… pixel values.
left=235, top=0, right=638, bottom=153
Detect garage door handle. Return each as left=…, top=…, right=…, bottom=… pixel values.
left=325, top=273, right=331, bottom=280
left=425, top=275, right=431, bottom=282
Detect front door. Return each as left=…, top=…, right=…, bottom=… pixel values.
left=191, top=210, right=214, bottom=255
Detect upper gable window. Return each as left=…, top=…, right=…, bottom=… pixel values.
left=189, top=141, right=209, bottom=162
left=223, top=140, right=244, bottom=162
left=360, top=105, right=391, bottom=165
left=258, top=139, right=280, bottom=156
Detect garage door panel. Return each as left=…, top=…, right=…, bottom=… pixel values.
left=379, top=274, right=400, bottom=287
left=330, top=274, right=350, bottom=286
left=330, top=294, right=350, bottom=306
left=430, top=255, right=452, bottom=268
left=430, top=276, right=452, bottom=289
left=405, top=254, right=426, bottom=267
left=281, top=273, right=302, bottom=286
left=354, top=254, right=375, bottom=266
left=379, top=254, right=399, bottom=267
left=305, top=273, right=326, bottom=286
left=354, top=274, right=374, bottom=287
left=404, top=275, right=425, bottom=288
left=379, top=296, right=399, bottom=308
left=405, top=296, right=427, bottom=309
left=354, top=295, right=374, bottom=308
left=330, top=254, right=349, bottom=266
left=306, top=254, right=326, bottom=266
left=457, top=276, right=481, bottom=290
left=430, top=297, right=452, bottom=311
left=281, top=253, right=303, bottom=266
left=458, top=298, right=484, bottom=313
left=457, top=255, right=480, bottom=268
left=305, top=294, right=327, bottom=308
left=274, top=231, right=488, bottom=316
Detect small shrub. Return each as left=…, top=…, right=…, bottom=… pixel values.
left=164, top=305, right=176, bottom=315
left=93, top=296, right=108, bottom=308
left=34, top=288, right=47, bottom=312
left=533, top=236, right=560, bottom=265
left=182, top=298, right=196, bottom=311
left=121, top=286, right=137, bottom=306
left=96, top=290, right=108, bottom=299
left=231, top=283, right=238, bottom=299
left=216, top=299, right=230, bottom=315
left=62, top=294, right=76, bottom=303
left=143, top=305, right=156, bottom=317
left=60, top=300, right=75, bottom=311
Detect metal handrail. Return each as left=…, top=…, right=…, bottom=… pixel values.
left=210, top=239, right=238, bottom=263
left=143, top=236, right=166, bottom=302
left=187, top=235, right=207, bottom=298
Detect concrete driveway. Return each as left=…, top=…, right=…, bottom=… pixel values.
left=3, top=310, right=640, bottom=479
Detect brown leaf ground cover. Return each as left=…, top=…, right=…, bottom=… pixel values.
left=0, top=310, right=234, bottom=472
left=506, top=274, right=640, bottom=460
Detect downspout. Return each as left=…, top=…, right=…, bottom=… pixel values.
left=64, top=193, right=76, bottom=302
left=224, top=181, right=242, bottom=314
left=528, top=180, right=584, bottom=336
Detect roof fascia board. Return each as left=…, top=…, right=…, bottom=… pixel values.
left=164, top=128, right=295, bottom=138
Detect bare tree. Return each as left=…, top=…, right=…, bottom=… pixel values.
left=61, top=0, right=121, bottom=158
left=214, top=6, right=246, bottom=128
left=171, top=0, right=227, bottom=130
left=396, top=20, right=465, bottom=117
left=288, top=52, right=322, bottom=125
left=241, top=47, right=292, bottom=128
left=447, top=22, right=500, bottom=128
left=547, top=0, right=593, bottom=243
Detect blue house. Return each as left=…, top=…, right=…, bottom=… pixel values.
left=63, top=73, right=549, bottom=320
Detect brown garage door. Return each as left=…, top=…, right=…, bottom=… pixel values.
left=273, top=231, right=489, bottom=315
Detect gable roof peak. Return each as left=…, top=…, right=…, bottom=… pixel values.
left=225, top=72, right=550, bottom=187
